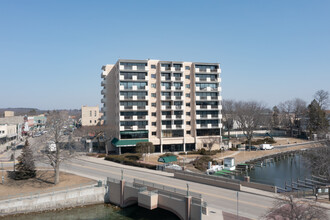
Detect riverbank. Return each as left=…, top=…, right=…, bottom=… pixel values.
left=233, top=140, right=325, bottom=164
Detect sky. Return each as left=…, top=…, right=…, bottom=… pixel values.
left=0, top=0, right=329, bottom=110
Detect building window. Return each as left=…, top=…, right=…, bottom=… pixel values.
left=186, top=130, right=191, bottom=134
left=151, top=83, right=156, bottom=88
left=187, top=112, right=190, bottom=116
left=152, top=103, right=156, bottom=107
left=151, top=74, right=156, bottom=79
left=152, top=131, right=156, bottom=135
left=185, top=75, right=190, bottom=79
left=185, top=66, right=190, bottom=70
left=94, top=120, right=96, bottom=123
left=151, top=93, right=156, bottom=97
left=152, top=112, right=156, bottom=116
left=186, top=103, right=190, bottom=107
left=186, top=93, right=190, bottom=97
left=152, top=122, right=156, bottom=126
left=203, top=143, right=207, bottom=148
left=94, top=111, right=97, bottom=117
left=90, top=120, right=92, bottom=123
left=186, top=121, right=191, bottom=125
left=151, top=65, right=156, bottom=69
left=186, top=84, right=190, bottom=88
left=90, top=111, right=92, bottom=117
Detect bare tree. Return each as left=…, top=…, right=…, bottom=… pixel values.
left=314, top=89, right=329, bottom=110
left=234, top=101, right=267, bottom=148
left=306, top=141, right=330, bottom=181
left=279, top=98, right=307, bottom=137
left=263, top=195, right=328, bottom=220
left=222, top=99, right=235, bottom=140
left=42, top=111, right=77, bottom=185
left=200, top=137, right=220, bottom=152
left=74, top=125, right=106, bottom=153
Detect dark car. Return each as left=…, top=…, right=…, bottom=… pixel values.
left=245, top=145, right=258, bottom=151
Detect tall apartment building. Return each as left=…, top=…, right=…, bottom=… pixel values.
left=81, top=105, right=100, bottom=126
left=101, top=59, right=222, bottom=154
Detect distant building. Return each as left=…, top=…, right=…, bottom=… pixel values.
left=0, top=116, right=24, bottom=144
left=81, top=106, right=101, bottom=126
left=4, top=111, right=14, bottom=117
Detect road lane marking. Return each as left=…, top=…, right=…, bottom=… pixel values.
left=66, top=161, right=271, bottom=209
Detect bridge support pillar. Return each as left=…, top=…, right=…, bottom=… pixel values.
left=185, top=196, right=191, bottom=220
left=120, top=180, right=125, bottom=207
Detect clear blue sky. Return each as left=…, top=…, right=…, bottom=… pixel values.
left=1, top=0, right=329, bottom=110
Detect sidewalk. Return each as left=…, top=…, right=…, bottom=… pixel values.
left=77, top=156, right=174, bottom=177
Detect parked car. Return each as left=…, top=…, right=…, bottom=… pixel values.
left=259, top=144, right=274, bottom=150
left=245, top=145, right=258, bottom=151
left=46, top=141, right=56, bottom=152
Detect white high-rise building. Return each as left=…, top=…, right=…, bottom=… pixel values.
left=101, top=59, right=222, bottom=154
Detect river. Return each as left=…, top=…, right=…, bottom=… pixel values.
left=236, top=153, right=312, bottom=189
left=1, top=204, right=179, bottom=220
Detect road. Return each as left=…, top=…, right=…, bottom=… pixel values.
left=60, top=157, right=275, bottom=219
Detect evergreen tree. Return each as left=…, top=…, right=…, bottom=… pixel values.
left=307, top=99, right=329, bottom=138
left=15, top=139, right=36, bottom=179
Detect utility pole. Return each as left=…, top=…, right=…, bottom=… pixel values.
left=237, top=191, right=239, bottom=220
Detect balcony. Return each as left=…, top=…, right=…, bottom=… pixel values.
left=161, top=124, right=184, bottom=129
left=161, top=76, right=170, bottom=81
left=161, top=105, right=172, bottom=110
left=161, top=115, right=172, bottom=120
left=173, top=115, right=182, bottom=119
left=101, top=89, right=107, bottom=95
left=101, top=107, right=106, bottom=113
left=175, top=86, right=183, bottom=91
left=101, top=71, right=107, bottom=78
left=161, top=86, right=171, bottom=91
left=101, top=80, right=106, bottom=87
left=119, top=65, right=149, bottom=71
left=161, top=66, right=171, bottom=71
left=161, top=96, right=171, bottom=101
left=171, top=105, right=182, bottom=110
left=101, top=98, right=106, bottom=103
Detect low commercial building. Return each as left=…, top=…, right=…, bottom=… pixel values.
left=81, top=106, right=101, bottom=126
left=3, top=111, right=14, bottom=117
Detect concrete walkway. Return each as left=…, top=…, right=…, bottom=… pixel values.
left=76, top=156, right=173, bottom=177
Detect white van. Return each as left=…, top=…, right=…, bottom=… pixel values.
left=259, top=144, right=274, bottom=150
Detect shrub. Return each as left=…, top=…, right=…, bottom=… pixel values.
left=245, top=137, right=276, bottom=145
left=104, top=153, right=156, bottom=170
left=193, top=156, right=216, bottom=171
left=135, top=142, right=155, bottom=154
left=160, top=153, right=177, bottom=158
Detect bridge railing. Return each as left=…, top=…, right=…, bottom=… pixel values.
left=133, top=178, right=202, bottom=199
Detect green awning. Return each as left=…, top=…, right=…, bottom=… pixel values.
left=111, top=138, right=149, bottom=147
left=158, top=156, right=177, bottom=163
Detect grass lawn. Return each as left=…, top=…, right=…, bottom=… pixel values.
left=0, top=169, right=95, bottom=199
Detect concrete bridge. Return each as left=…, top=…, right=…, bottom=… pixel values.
left=107, top=177, right=207, bottom=220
